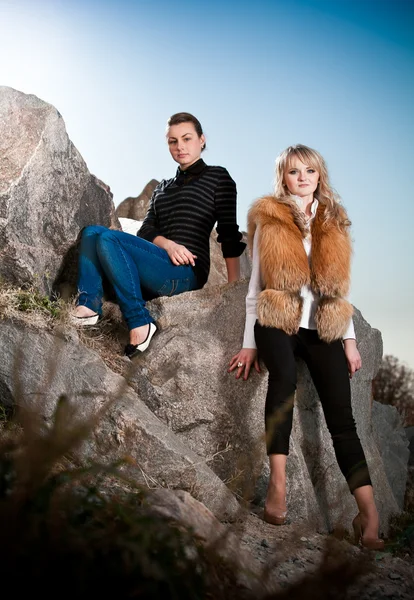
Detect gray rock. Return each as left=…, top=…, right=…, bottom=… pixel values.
left=116, top=179, right=159, bottom=221
left=206, top=230, right=251, bottom=287
left=0, top=86, right=119, bottom=295
left=371, top=401, right=409, bottom=508
left=0, top=319, right=240, bottom=520
left=127, top=283, right=403, bottom=534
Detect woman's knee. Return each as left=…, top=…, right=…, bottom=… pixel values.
left=96, top=227, right=122, bottom=250
left=82, top=224, right=108, bottom=239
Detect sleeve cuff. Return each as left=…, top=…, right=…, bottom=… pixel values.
left=242, top=313, right=257, bottom=349
left=221, top=240, right=247, bottom=258
left=342, top=317, right=356, bottom=341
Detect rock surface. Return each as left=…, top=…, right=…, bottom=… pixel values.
left=115, top=179, right=159, bottom=221
left=0, top=319, right=239, bottom=520
left=0, top=86, right=119, bottom=295
left=371, top=402, right=410, bottom=508
left=0, top=86, right=411, bottom=597
left=147, top=487, right=414, bottom=599
left=126, top=282, right=403, bottom=534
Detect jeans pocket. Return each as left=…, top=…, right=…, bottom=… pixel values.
left=157, top=278, right=191, bottom=297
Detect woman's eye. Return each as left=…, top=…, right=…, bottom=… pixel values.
left=184, top=137, right=191, bottom=142
left=308, top=169, right=315, bottom=173
left=288, top=170, right=297, bottom=174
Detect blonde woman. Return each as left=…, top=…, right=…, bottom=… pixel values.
left=229, top=144, right=384, bottom=550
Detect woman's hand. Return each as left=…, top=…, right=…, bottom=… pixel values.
left=228, top=348, right=261, bottom=380
left=164, top=241, right=197, bottom=266
left=343, top=338, right=362, bottom=378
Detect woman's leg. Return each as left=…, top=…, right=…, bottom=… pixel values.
left=95, top=229, right=197, bottom=341
left=254, top=324, right=299, bottom=519
left=353, top=485, right=381, bottom=542
left=299, top=329, right=380, bottom=537
left=76, top=225, right=109, bottom=315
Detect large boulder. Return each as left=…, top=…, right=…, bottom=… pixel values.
left=0, top=318, right=240, bottom=521
left=371, top=402, right=410, bottom=507
left=0, top=86, right=120, bottom=295
left=115, top=179, right=159, bottom=221
left=127, top=282, right=404, bottom=534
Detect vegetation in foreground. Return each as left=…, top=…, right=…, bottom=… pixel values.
left=0, top=282, right=411, bottom=596
left=0, top=397, right=374, bottom=600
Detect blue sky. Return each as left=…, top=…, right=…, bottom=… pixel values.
left=1, top=0, right=413, bottom=367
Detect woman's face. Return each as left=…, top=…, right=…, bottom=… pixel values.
left=167, top=122, right=205, bottom=170
left=283, top=157, right=320, bottom=198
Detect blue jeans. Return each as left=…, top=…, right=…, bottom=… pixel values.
left=77, top=225, right=199, bottom=330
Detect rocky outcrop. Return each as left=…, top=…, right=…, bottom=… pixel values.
left=371, top=402, right=410, bottom=508
left=126, top=283, right=403, bottom=534
left=115, top=179, right=159, bottom=221
left=0, top=319, right=239, bottom=520
left=0, top=87, right=408, bottom=542
left=0, top=86, right=120, bottom=295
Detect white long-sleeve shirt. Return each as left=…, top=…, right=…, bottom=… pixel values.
left=242, top=197, right=355, bottom=349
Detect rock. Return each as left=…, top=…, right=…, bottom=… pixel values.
left=127, top=283, right=404, bottom=534
left=405, top=426, right=414, bottom=466
left=206, top=230, right=251, bottom=287
left=115, top=179, right=159, bottom=221
left=0, top=319, right=239, bottom=520
left=0, top=86, right=119, bottom=295
left=371, top=402, right=410, bottom=508
left=145, top=488, right=275, bottom=592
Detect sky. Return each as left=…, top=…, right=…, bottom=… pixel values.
left=0, top=0, right=413, bottom=368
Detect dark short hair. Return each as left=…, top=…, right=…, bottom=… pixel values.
left=167, top=112, right=206, bottom=151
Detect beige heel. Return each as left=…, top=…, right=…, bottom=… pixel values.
left=263, top=507, right=287, bottom=526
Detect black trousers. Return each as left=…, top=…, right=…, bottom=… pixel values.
left=254, top=323, right=372, bottom=493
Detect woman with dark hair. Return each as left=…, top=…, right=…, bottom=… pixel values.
left=229, top=144, right=384, bottom=550
left=73, top=112, right=245, bottom=358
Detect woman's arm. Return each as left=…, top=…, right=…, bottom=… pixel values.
left=152, top=235, right=197, bottom=266
left=343, top=337, right=362, bottom=378
left=224, top=257, right=240, bottom=283
left=342, top=313, right=361, bottom=378
left=215, top=169, right=246, bottom=276
left=138, top=185, right=196, bottom=266
left=228, top=228, right=262, bottom=380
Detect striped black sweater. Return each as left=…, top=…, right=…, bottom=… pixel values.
left=137, top=159, right=246, bottom=287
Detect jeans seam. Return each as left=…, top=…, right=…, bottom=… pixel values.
left=111, top=236, right=147, bottom=321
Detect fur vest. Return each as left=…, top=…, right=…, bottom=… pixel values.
left=248, top=195, right=353, bottom=343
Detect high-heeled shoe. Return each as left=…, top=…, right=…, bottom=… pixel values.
left=263, top=507, right=287, bottom=526
left=352, top=513, right=385, bottom=551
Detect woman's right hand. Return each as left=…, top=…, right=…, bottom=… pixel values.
left=228, top=348, right=261, bottom=380
left=165, top=240, right=197, bottom=266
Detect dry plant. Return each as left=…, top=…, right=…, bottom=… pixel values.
left=0, top=282, right=377, bottom=597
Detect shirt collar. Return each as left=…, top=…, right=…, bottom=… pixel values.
left=291, top=195, right=319, bottom=219
left=176, top=158, right=207, bottom=179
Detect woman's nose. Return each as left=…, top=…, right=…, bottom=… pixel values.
left=298, top=171, right=307, bottom=181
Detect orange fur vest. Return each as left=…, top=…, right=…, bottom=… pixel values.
left=248, top=195, right=353, bottom=343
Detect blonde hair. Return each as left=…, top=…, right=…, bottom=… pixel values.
left=274, top=144, right=350, bottom=229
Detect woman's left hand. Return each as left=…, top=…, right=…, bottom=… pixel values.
left=343, top=339, right=362, bottom=378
